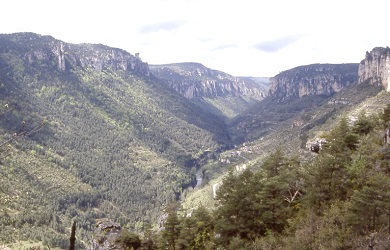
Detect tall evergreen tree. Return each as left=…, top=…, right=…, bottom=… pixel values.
left=214, top=168, right=264, bottom=245
left=305, top=118, right=358, bottom=213
left=140, top=224, right=157, bottom=250
left=380, top=103, right=390, bottom=128
left=347, top=173, right=390, bottom=234
left=191, top=205, right=214, bottom=250
left=352, top=110, right=374, bottom=135
left=256, top=150, right=301, bottom=233
left=160, top=202, right=181, bottom=250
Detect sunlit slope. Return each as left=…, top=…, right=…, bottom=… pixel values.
left=0, top=32, right=231, bottom=246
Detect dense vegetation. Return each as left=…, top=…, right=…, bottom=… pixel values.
left=0, top=33, right=231, bottom=248
left=1, top=33, right=389, bottom=250
left=152, top=107, right=390, bottom=249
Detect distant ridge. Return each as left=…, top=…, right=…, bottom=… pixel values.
left=268, top=63, right=359, bottom=102
left=150, top=62, right=268, bottom=118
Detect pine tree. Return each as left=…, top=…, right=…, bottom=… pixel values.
left=323, top=117, right=358, bottom=153
left=260, top=148, right=285, bottom=178
left=305, top=118, right=358, bottom=213
left=347, top=173, right=390, bottom=234
left=160, top=202, right=181, bottom=250
left=380, top=103, right=390, bottom=128
left=140, top=224, right=157, bottom=250
left=176, top=216, right=196, bottom=250
left=191, top=205, right=214, bottom=250
left=352, top=110, right=374, bottom=135
left=214, top=168, right=264, bottom=245
left=255, top=150, right=301, bottom=233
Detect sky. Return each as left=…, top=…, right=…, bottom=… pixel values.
left=1, top=0, right=389, bottom=77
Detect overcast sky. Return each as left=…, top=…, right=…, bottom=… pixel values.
left=1, top=0, right=389, bottom=77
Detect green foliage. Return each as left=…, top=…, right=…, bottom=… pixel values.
left=380, top=103, right=390, bottom=127
left=323, top=117, right=359, bottom=152
left=304, top=118, right=359, bottom=213
left=154, top=204, right=216, bottom=250
left=140, top=224, right=157, bottom=250
left=176, top=205, right=214, bottom=250
left=174, top=105, right=390, bottom=249
left=2, top=32, right=390, bottom=250
left=346, top=173, right=390, bottom=234
left=213, top=150, right=302, bottom=246
left=352, top=110, right=375, bottom=135
left=159, top=203, right=181, bottom=250
left=0, top=33, right=232, bottom=247
left=214, top=168, right=264, bottom=244
left=116, top=229, right=141, bottom=250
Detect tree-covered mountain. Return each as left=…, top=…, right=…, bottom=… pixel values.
left=150, top=63, right=268, bottom=119
left=91, top=86, right=390, bottom=249
left=0, top=32, right=232, bottom=247
left=1, top=32, right=389, bottom=250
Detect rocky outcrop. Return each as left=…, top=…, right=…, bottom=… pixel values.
left=1, top=32, right=150, bottom=76
left=269, top=64, right=359, bottom=102
left=87, top=218, right=122, bottom=250
left=150, top=63, right=267, bottom=99
left=358, top=47, right=390, bottom=91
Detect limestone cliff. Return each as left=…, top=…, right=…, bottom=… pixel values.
left=269, top=64, right=358, bottom=102
left=1, top=32, right=150, bottom=76
left=358, top=47, right=390, bottom=91
left=150, top=63, right=267, bottom=99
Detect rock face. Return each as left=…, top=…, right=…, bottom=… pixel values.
left=0, top=32, right=150, bottom=76
left=268, top=64, right=359, bottom=102
left=150, top=63, right=267, bottom=99
left=358, top=47, right=390, bottom=91
left=87, top=218, right=122, bottom=250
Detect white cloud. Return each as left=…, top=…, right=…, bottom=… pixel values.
left=255, top=34, right=306, bottom=53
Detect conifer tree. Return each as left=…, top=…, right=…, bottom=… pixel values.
left=140, top=224, right=157, bottom=250
left=304, top=118, right=359, bottom=213
left=160, top=202, right=181, bottom=250
left=189, top=205, right=214, bottom=250
left=176, top=216, right=196, bottom=250
left=380, top=103, right=390, bottom=127
left=352, top=110, right=374, bottom=135
left=347, top=173, right=390, bottom=234
left=256, top=150, right=301, bottom=233
left=215, top=168, right=264, bottom=245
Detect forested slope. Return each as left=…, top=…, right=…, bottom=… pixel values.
left=0, top=33, right=230, bottom=247
left=156, top=103, right=390, bottom=250
left=1, top=32, right=389, bottom=250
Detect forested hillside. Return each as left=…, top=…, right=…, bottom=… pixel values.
left=0, top=33, right=231, bottom=248
left=155, top=105, right=390, bottom=250
left=1, top=32, right=389, bottom=250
